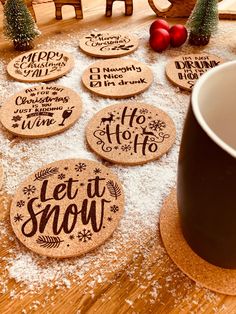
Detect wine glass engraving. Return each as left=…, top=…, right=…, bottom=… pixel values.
left=59, top=107, right=74, bottom=126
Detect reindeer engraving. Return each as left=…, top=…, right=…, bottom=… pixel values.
left=106, top=0, right=133, bottom=17
left=141, top=126, right=158, bottom=138
left=100, top=113, right=115, bottom=125
left=148, top=0, right=196, bottom=18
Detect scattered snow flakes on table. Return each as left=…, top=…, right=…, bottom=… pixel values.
left=0, top=22, right=234, bottom=312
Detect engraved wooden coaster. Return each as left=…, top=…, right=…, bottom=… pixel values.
left=0, top=164, right=4, bottom=190
left=79, top=31, right=139, bottom=58
left=165, top=54, right=224, bottom=91
left=160, top=189, right=236, bottom=295
left=7, top=50, right=74, bottom=82
left=82, top=58, right=153, bottom=98
left=10, top=159, right=125, bottom=258
left=86, top=103, right=176, bottom=165
left=0, top=85, right=82, bottom=138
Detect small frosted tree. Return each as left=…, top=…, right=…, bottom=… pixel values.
left=187, top=0, right=218, bottom=46
left=3, top=0, right=40, bottom=51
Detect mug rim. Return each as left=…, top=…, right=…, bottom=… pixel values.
left=192, top=60, right=236, bottom=158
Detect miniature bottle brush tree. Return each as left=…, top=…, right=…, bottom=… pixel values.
left=187, top=0, right=218, bottom=46
left=3, top=0, right=40, bottom=51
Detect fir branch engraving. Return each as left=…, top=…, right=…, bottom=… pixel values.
left=106, top=180, right=122, bottom=200
left=34, top=167, right=59, bottom=181
left=36, top=235, right=64, bottom=248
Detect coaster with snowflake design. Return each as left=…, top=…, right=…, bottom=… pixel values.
left=0, top=85, right=82, bottom=138
left=79, top=31, right=139, bottom=58
left=86, top=103, right=176, bottom=165
left=7, top=50, right=74, bottom=83
left=10, top=159, right=125, bottom=258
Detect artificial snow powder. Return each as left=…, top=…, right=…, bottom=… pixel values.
left=0, top=22, right=234, bottom=311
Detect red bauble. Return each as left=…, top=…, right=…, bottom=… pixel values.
left=149, top=19, right=170, bottom=35
left=149, top=29, right=170, bottom=52
left=169, top=24, right=188, bottom=47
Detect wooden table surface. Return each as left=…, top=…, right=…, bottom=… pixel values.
left=0, top=1, right=236, bottom=313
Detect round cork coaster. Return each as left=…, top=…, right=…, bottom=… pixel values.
left=79, top=31, right=139, bottom=58
left=86, top=103, right=176, bottom=165
left=7, top=50, right=74, bottom=82
left=82, top=58, right=153, bottom=98
left=10, top=159, right=125, bottom=258
left=0, top=164, right=4, bottom=190
left=0, top=85, right=82, bottom=138
left=160, top=189, right=236, bottom=295
left=165, top=54, right=224, bottom=91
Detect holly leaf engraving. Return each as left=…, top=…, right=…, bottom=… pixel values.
left=15, top=69, right=23, bottom=75
left=111, top=44, right=134, bottom=51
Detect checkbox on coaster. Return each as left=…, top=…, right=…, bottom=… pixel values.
left=90, top=81, right=102, bottom=88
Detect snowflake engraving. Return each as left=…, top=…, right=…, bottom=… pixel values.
left=149, top=120, right=166, bottom=132
left=110, top=205, right=119, bottom=213
left=75, top=163, right=87, bottom=172
left=139, top=108, right=148, bottom=114
left=107, top=217, right=113, bottom=222
left=58, top=173, right=65, bottom=180
left=121, top=144, right=131, bottom=152
left=17, top=200, right=25, bottom=208
left=12, top=123, right=19, bottom=128
left=12, top=115, right=22, bottom=122
left=69, top=235, right=75, bottom=240
left=94, top=168, right=101, bottom=175
left=23, top=185, right=36, bottom=196
left=14, top=213, right=24, bottom=222
left=77, top=229, right=92, bottom=243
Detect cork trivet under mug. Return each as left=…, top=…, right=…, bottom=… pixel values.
left=160, top=61, right=236, bottom=295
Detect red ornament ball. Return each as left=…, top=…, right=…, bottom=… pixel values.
left=149, top=19, right=170, bottom=35
left=169, top=24, right=188, bottom=47
left=149, top=29, right=170, bottom=52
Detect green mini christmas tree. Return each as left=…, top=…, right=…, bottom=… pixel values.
left=3, top=0, right=40, bottom=51
left=187, top=0, right=218, bottom=46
